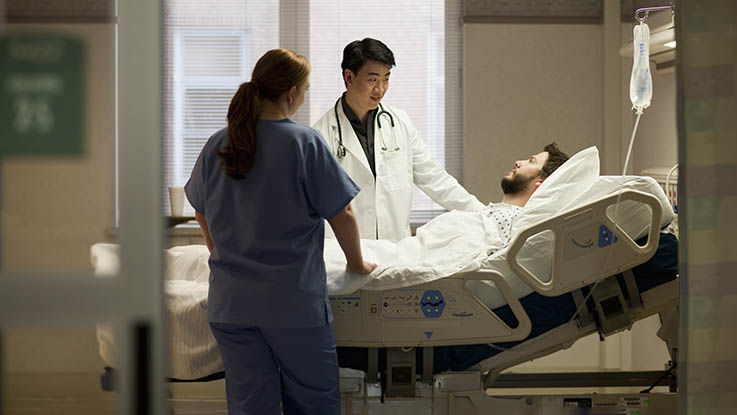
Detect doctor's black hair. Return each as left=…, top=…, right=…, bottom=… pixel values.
left=540, top=142, right=569, bottom=178
left=341, top=38, right=396, bottom=86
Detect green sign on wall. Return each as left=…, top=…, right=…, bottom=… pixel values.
left=0, top=33, right=85, bottom=155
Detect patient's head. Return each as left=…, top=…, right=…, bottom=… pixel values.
left=501, top=142, right=569, bottom=205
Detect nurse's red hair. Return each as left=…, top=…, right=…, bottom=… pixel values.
left=218, top=49, right=310, bottom=179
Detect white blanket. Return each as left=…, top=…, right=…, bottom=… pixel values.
left=326, top=208, right=499, bottom=294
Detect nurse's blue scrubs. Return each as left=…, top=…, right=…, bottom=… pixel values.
left=185, top=119, right=359, bottom=415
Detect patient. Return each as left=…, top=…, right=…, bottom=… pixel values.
left=325, top=142, right=571, bottom=295
left=484, top=142, right=569, bottom=255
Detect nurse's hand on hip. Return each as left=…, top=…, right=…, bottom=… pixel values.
left=328, top=204, right=377, bottom=275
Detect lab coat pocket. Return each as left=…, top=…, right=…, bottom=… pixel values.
left=380, top=150, right=412, bottom=191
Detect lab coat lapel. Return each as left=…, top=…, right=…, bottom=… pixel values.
left=334, top=102, right=373, bottom=175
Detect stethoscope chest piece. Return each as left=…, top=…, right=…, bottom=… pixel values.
left=377, top=109, right=399, bottom=152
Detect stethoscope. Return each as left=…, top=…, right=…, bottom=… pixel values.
left=333, top=97, right=399, bottom=160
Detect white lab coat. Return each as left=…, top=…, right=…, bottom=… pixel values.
left=313, top=100, right=484, bottom=242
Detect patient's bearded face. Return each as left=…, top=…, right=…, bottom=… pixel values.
left=501, top=151, right=548, bottom=195
left=501, top=170, right=540, bottom=195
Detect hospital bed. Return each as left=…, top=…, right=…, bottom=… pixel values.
left=92, top=149, right=680, bottom=414
left=328, top=179, right=677, bottom=415
left=330, top=188, right=678, bottom=382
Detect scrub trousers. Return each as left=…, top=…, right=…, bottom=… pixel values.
left=209, top=321, right=340, bottom=415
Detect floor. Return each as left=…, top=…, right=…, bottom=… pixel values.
left=3, top=372, right=227, bottom=415
left=3, top=371, right=668, bottom=414
left=4, top=398, right=228, bottom=415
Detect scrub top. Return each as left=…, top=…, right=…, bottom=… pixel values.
left=185, top=119, right=360, bottom=328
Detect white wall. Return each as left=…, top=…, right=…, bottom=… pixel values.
left=464, top=23, right=603, bottom=204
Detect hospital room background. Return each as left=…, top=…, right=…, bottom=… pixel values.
left=1, top=0, right=735, bottom=414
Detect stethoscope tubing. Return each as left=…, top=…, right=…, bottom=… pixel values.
left=333, top=97, right=398, bottom=160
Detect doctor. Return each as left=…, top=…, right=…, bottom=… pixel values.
left=314, top=38, right=484, bottom=242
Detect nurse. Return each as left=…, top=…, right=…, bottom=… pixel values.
left=313, top=38, right=484, bottom=242
left=185, top=49, right=376, bottom=415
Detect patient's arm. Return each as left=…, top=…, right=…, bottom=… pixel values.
left=194, top=210, right=214, bottom=253
left=327, top=204, right=376, bottom=275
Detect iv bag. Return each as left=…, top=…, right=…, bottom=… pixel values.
left=630, top=23, right=652, bottom=114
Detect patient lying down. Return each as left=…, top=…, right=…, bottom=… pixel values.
left=324, top=143, right=570, bottom=294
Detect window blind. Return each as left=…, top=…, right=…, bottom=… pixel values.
left=162, top=0, right=463, bottom=221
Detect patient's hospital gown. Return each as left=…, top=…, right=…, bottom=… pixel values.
left=484, top=202, right=522, bottom=255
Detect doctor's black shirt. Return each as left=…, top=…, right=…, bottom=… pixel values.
left=341, top=93, right=378, bottom=177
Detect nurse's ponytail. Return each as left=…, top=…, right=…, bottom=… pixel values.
left=218, top=49, right=310, bottom=179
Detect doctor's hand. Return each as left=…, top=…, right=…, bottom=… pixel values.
left=347, top=261, right=377, bottom=275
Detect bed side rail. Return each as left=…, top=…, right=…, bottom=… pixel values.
left=332, top=270, right=531, bottom=347
left=506, top=190, right=663, bottom=297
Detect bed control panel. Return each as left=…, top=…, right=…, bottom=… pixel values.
left=329, top=296, right=362, bottom=315
left=379, top=289, right=476, bottom=320
left=331, top=277, right=531, bottom=347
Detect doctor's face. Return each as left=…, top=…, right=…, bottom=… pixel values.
left=501, top=151, right=549, bottom=194
left=344, top=60, right=391, bottom=114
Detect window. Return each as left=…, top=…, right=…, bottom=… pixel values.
left=163, top=1, right=278, bottom=216
left=163, top=1, right=462, bottom=221
left=170, top=30, right=248, bottom=189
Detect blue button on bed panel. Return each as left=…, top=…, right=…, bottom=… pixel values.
left=420, top=290, right=445, bottom=318
left=598, top=224, right=618, bottom=248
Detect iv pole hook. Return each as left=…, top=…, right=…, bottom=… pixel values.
left=634, top=4, right=674, bottom=23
